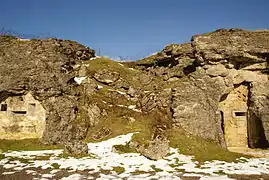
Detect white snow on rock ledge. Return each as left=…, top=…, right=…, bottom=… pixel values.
left=18, top=38, right=30, bottom=41
left=89, top=56, right=101, bottom=60
left=1, top=133, right=269, bottom=179
left=74, top=76, right=87, bottom=85
left=97, top=85, right=103, bottom=89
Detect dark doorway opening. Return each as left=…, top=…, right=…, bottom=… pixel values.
left=248, top=111, right=269, bottom=149
left=220, top=111, right=225, bottom=135
left=1, top=104, right=7, bottom=111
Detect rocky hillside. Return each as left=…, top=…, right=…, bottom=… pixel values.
left=0, top=29, right=268, bottom=160
left=0, top=36, right=95, bottom=144
left=137, top=29, right=269, bottom=149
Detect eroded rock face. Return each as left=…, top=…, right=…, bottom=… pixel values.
left=171, top=71, right=232, bottom=148
left=141, top=29, right=269, bottom=148
left=0, top=36, right=95, bottom=144
left=191, top=29, right=269, bottom=147
left=0, top=29, right=268, bottom=152
left=163, top=43, right=194, bottom=59
left=192, top=29, right=269, bottom=66
left=248, top=77, right=269, bottom=148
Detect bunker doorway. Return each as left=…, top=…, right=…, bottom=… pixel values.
left=248, top=111, right=269, bottom=148
left=220, top=84, right=269, bottom=149
left=223, top=110, right=248, bottom=148
left=219, top=84, right=249, bottom=148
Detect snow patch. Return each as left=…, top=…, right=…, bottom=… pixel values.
left=102, top=100, right=107, bottom=104
left=1, top=133, right=269, bottom=179
left=18, top=38, right=30, bottom=41
left=74, top=76, right=87, bottom=85
left=61, top=174, right=85, bottom=180
left=2, top=171, right=16, bottom=175
left=108, top=89, right=126, bottom=95
left=97, top=85, right=103, bottom=89
left=116, top=90, right=126, bottom=95
left=90, top=56, right=101, bottom=60
left=128, top=105, right=142, bottom=113
left=42, top=174, right=55, bottom=178
left=72, top=64, right=80, bottom=69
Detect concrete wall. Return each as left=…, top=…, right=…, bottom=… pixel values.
left=219, top=85, right=249, bottom=148
left=0, top=93, right=46, bottom=139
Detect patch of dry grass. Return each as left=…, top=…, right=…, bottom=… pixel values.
left=0, top=139, right=62, bottom=152
left=168, top=128, right=251, bottom=163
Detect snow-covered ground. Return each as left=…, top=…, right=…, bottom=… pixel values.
left=1, top=133, right=269, bottom=179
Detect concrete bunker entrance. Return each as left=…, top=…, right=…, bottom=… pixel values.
left=219, top=84, right=269, bottom=149
left=0, top=92, right=46, bottom=139
left=219, top=84, right=249, bottom=148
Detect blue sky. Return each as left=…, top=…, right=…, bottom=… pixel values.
left=1, top=0, right=268, bottom=60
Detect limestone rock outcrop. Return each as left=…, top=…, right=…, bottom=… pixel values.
left=140, top=29, right=269, bottom=148
left=0, top=36, right=95, bottom=144
left=0, top=28, right=268, bottom=155
left=192, top=29, right=269, bottom=66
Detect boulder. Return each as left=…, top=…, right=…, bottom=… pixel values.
left=93, top=69, right=120, bottom=84
left=134, top=135, right=170, bottom=160
left=205, top=64, right=229, bottom=77
left=64, top=140, right=88, bottom=155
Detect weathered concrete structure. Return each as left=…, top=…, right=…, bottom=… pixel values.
left=219, top=85, right=249, bottom=148
left=0, top=93, right=46, bottom=139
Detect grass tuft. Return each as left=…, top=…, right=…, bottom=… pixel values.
left=131, top=170, right=149, bottom=175
left=168, top=128, right=251, bottom=163
left=113, top=143, right=136, bottom=154
left=85, top=57, right=139, bottom=82
left=112, top=166, right=125, bottom=174
left=57, top=152, right=96, bottom=159
left=0, top=139, right=62, bottom=152
left=8, top=156, right=30, bottom=164
left=150, top=165, right=163, bottom=172
left=0, top=154, right=5, bottom=160
left=51, top=163, right=60, bottom=169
